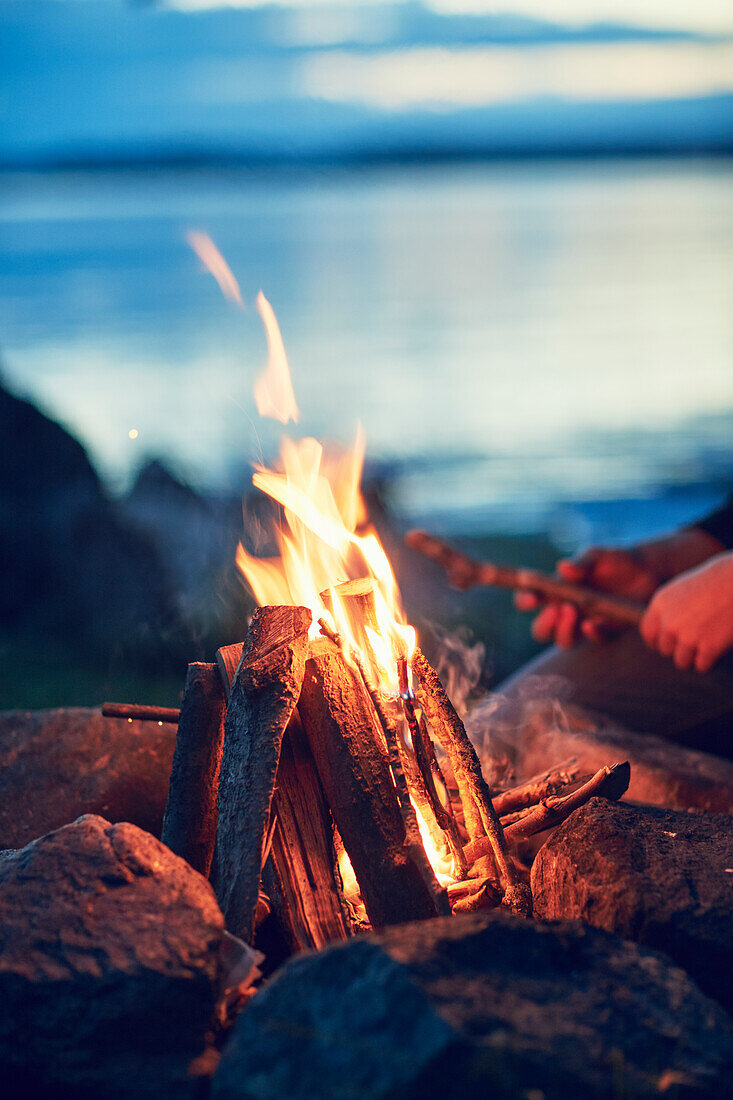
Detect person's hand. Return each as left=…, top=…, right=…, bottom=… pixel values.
left=640, top=552, right=733, bottom=672
left=515, top=546, right=660, bottom=648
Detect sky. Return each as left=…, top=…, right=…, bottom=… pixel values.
left=165, top=0, right=733, bottom=35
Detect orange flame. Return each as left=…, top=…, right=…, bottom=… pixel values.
left=186, top=231, right=243, bottom=306
left=233, top=287, right=459, bottom=882
left=236, top=425, right=414, bottom=692
left=253, top=291, right=300, bottom=426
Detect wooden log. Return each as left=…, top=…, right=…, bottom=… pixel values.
left=102, top=703, right=180, bottom=723
left=412, top=647, right=532, bottom=916
left=160, top=663, right=226, bottom=876
left=405, top=530, right=644, bottom=627
left=320, top=578, right=378, bottom=631
left=297, top=636, right=442, bottom=928
left=214, top=605, right=311, bottom=942
left=262, top=710, right=351, bottom=952
left=216, top=642, right=244, bottom=701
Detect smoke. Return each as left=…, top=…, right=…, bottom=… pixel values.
left=462, top=673, right=599, bottom=788
left=430, top=626, right=485, bottom=718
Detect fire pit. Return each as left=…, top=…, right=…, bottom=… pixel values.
left=100, top=239, right=631, bottom=954
left=3, top=237, right=733, bottom=1099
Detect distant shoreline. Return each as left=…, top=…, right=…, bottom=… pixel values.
left=3, top=142, right=733, bottom=175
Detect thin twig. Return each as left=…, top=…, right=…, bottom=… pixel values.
left=102, top=702, right=180, bottom=723
left=492, top=761, right=587, bottom=816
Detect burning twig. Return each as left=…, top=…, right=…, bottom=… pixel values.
left=397, top=656, right=468, bottom=878
left=102, top=703, right=180, bottom=723
left=464, top=761, right=631, bottom=862
left=405, top=530, right=644, bottom=628
left=411, top=648, right=532, bottom=917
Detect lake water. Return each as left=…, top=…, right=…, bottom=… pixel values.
left=1, top=158, right=731, bottom=543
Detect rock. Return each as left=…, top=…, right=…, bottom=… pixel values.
left=213, top=910, right=733, bottom=1100
left=531, top=797, right=733, bottom=1012
left=0, top=375, right=183, bottom=663
left=0, top=708, right=177, bottom=849
left=0, top=814, right=224, bottom=1099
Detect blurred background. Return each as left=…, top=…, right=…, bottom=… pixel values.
left=1, top=0, right=731, bottom=707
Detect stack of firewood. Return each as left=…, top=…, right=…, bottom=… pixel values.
left=129, top=581, right=630, bottom=955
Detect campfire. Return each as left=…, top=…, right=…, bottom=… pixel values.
left=104, top=237, right=630, bottom=956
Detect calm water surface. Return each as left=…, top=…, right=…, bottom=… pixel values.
left=1, top=159, right=731, bottom=539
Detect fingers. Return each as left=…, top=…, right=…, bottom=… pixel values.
left=557, top=550, right=599, bottom=583
left=532, top=604, right=560, bottom=643
left=514, top=591, right=540, bottom=612
left=641, top=597, right=720, bottom=673
left=555, top=603, right=580, bottom=649
left=531, top=603, right=580, bottom=648
left=673, top=639, right=695, bottom=671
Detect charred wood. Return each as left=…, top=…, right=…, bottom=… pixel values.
left=262, top=711, right=351, bottom=952
left=298, top=637, right=443, bottom=929
left=160, top=662, right=226, bottom=877
left=412, top=647, right=531, bottom=916
left=214, top=605, right=311, bottom=942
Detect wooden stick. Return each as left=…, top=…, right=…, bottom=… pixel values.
left=412, top=648, right=531, bottom=917
left=214, top=605, right=312, bottom=942
left=464, top=761, right=631, bottom=861
left=298, top=637, right=443, bottom=929
left=160, top=663, right=226, bottom=877
left=405, top=530, right=644, bottom=627
left=447, top=877, right=502, bottom=913
left=492, top=761, right=584, bottom=816
left=102, top=703, right=180, bottom=723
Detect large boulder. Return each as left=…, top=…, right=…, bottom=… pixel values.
left=0, top=707, right=177, bottom=849
left=0, top=814, right=224, bottom=1098
left=0, top=376, right=182, bottom=662
left=531, top=797, right=733, bottom=1011
left=213, top=910, right=733, bottom=1100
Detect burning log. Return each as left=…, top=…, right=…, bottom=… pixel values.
left=217, top=638, right=350, bottom=950
left=214, top=605, right=311, bottom=942
left=160, top=663, right=226, bottom=876
left=298, top=637, right=445, bottom=929
left=464, top=761, right=631, bottom=862
left=412, top=647, right=532, bottom=916
left=262, top=711, right=351, bottom=951
left=406, top=530, right=644, bottom=628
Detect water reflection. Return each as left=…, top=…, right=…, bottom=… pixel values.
left=1, top=159, right=731, bottom=532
